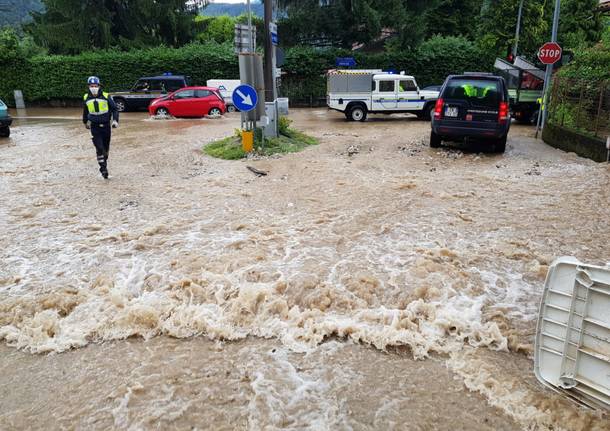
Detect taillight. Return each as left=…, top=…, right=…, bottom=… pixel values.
left=498, top=102, right=510, bottom=123
left=434, top=98, right=444, bottom=119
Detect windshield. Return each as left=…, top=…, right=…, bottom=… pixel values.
left=444, top=79, right=501, bottom=107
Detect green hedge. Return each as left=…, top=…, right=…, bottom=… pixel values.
left=0, top=36, right=493, bottom=105
left=0, top=43, right=239, bottom=104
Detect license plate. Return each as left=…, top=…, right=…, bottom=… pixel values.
left=445, top=107, right=458, bottom=117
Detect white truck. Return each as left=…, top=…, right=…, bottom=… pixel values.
left=327, top=70, right=440, bottom=122
left=206, top=79, right=241, bottom=113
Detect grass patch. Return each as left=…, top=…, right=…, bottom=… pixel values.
left=203, top=117, right=318, bottom=160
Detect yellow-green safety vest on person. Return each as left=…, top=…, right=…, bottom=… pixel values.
left=82, top=86, right=119, bottom=125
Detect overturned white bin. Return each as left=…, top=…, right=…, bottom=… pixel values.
left=534, top=256, right=610, bottom=410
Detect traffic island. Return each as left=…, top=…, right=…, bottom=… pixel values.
left=203, top=117, right=318, bottom=160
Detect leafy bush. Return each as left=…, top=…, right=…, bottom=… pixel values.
left=556, top=41, right=610, bottom=82
left=0, top=42, right=239, bottom=104
left=278, top=116, right=292, bottom=136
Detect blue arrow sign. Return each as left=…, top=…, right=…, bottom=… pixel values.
left=232, top=84, right=258, bottom=112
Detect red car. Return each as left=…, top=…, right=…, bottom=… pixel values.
left=148, top=86, right=226, bottom=117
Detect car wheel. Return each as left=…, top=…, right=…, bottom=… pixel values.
left=529, top=110, right=540, bottom=126
left=209, top=107, right=222, bottom=117
left=430, top=131, right=442, bottom=148
left=156, top=107, right=170, bottom=116
left=0, top=127, right=9, bottom=138
left=114, top=98, right=126, bottom=112
left=226, top=105, right=236, bottom=113
left=421, top=104, right=435, bottom=121
left=348, top=105, right=367, bottom=122
left=494, top=136, right=507, bottom=153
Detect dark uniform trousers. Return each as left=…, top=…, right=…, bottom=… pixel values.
left=91, top=122, right=111, bottom=173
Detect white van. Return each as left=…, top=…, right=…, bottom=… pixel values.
left=206, top=79, right=241, bottom=113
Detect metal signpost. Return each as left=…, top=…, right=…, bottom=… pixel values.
left=233, top=84, right=259, bottom=152
left=536, top=0, right=562, bottom=138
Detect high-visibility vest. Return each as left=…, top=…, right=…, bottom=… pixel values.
left=84, top=92, right=110, bottom=116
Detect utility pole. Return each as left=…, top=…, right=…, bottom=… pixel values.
left=512, top=0, right=525, bottom=59
left=247, top=0, right=253, bottom=53
left=264, top=0, right=274, bottom=102
left=537, top=0, right=561, bottom=136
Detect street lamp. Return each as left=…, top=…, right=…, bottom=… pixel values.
left=512, top=0, right=525, bottom=59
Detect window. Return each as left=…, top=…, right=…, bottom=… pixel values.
left=399, top=80, right=418, bottom=92
left=378, top=81, right=395, bottom=92
left=195, top=90, right=212, bottom=98
left=165, top=80, right=184, bottom=92
left=174, top=90, right=195, bottom=99
left=444, top=79, right=501, bottom=107
left=133, top=80, right=150, bottom=92
left=148, top=80, right=165, bottom=91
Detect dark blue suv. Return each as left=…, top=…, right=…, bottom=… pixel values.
left=431, top=74, right=510, bottom=153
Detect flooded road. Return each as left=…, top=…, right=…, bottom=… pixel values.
left=0, top=108, right=608, bottom=430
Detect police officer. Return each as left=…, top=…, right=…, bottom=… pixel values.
left=83, top=76, right=119, bottom=179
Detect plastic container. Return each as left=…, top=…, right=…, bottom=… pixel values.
left=534, top=256, right=610, bottom=410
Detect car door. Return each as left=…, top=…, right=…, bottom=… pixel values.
left=147, top=79, right=166, bottom=106
left=193, top=90, right=212, bottom=117
left=372, top=79, right=397, bottom=111
left=132, top=79, right=151, bottom=110
left=170, top=89, right=196, bottom=117
left=397, top=79, right=423, bottom=111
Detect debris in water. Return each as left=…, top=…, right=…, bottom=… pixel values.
left=525, top=162, right=542, bottom=176
left=119, top=200, right=138, bottom=211
left=347, top=145, right=360, bottom=156
left=247, top=166, right=268, bottom=177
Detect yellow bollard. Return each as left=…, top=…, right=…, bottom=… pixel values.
left=242, top=130, right=254, bottom=153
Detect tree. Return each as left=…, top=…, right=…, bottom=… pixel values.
left=26, top=0, right=202, bottom=54
left=195, top=15, right=235, bottom=44
left=0, top=0, right=44, bottom=28
left=277, top=0, right=438, bottom=50
left=477, top=0, right=551, bottom=59
left=0, top=26, right=45, bottom=63
left=558, top=0, right=605, bottom=50
left=0, top=27, right=21, bottom=63
left=424, top=0, right=485, bottom=40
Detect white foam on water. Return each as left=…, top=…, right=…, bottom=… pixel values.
left=0, top=217, right=515, bottom=359
left=243, top=345, right=353, bottom=431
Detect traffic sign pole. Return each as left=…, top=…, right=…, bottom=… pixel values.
left=233, top=84, right=260, bottom=152
left=537, top=0, right=562, bottom=138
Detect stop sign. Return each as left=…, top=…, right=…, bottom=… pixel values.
left=538, top=42, right=562, bottom=65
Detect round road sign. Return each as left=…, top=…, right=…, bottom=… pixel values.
left=232, top=84, right=258, bottom=112
left=538, top=42, right=562, bottom=65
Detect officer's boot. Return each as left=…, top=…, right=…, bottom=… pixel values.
left=97, top=154, right=108, bottom=179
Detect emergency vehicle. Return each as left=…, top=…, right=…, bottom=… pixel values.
left=327, top=70, right=439, bottom=121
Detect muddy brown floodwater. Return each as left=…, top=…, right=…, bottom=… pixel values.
left=0, top=108, right=609, bottom=430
